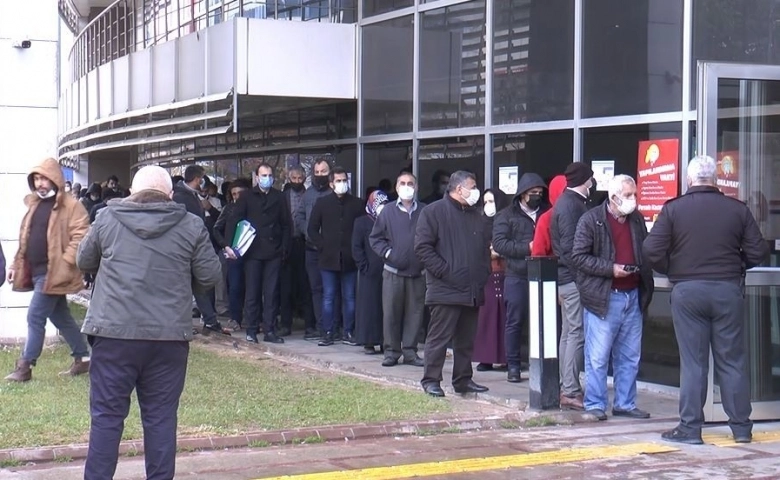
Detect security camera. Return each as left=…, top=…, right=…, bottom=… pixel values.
left=12, top=39, right=32, bottom=49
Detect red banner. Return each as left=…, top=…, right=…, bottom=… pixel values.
left=636, top=139, right=679, bottom=223
left=717, top=151, right=739, bottom=199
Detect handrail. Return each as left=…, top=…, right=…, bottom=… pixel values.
left=67, top=0, right=357, bottom=84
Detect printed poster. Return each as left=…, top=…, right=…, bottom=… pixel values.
left=717, top=151, right=739, bottom=199
left=591, top=160, right=615, bottom=192
left=636, top=139, right=679, bottom=223
left=498, top=166, right=519, bottom=195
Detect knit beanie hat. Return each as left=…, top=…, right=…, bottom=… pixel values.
left=564, top=162, right=594, bottom=188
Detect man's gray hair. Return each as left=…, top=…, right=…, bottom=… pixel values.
left=607, top=174, right=636, bottom=198
left=397, top=171, right=417, bottom=183
left=687, top=155, right=717, bottom=185
left=447, top=170, right=477, bottom=193
left=132, top=166, right=173, bottom=195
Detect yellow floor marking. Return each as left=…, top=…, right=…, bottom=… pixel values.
left=702, top=431, right=780, bottom=447
left=255, top=442, right=678, bottom=480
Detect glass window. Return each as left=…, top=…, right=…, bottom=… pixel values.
left=362, top=16, right=414, bottom=135
left=363, top=141, right=413, bottom=199
left=692, top=0, right=780, bottom=108
left=492, top=0, right=574, bottom=125
left=582, top=0, right=683, bottom=118
left=417, top=136, right=484, bottom=203
left=420, top=1, right=487, bottom=130
left=492, top=131, right=573, bottom=196
left=362, top=0, right=413, bottom=19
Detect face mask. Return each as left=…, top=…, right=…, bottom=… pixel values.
left=65, top=186, right=71, bottom=193
left=484, top=203, right=496, bottom=217
left=398, top=185, right=415, bottom=201
left=526, top=193, right=542, bottom=210
left=314, top=175, right=330, bottom=189
left=290, top=182, right=305, bottom=192
left=462, top=187, right=480, bottom=206
left=259, top=176, right=274, bottom=190
left=334, top=182, right=349, bottom=195
left=615, top=196, right=637, bottom=216
left=36, top=189, right=56, bottom=199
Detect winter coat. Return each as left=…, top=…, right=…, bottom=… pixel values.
left=550, top=189, right=590, bottom=285
left=223, top=187, right=291, bottom=260
left=369, top=200, right=426, bottom=278
left=11, top=158, right=89, bottom=295
left=532, top=175, right=567, bottom=256
left=308, top=192, right=364, bottom=271
left=77, top=190, right=221, bottom=341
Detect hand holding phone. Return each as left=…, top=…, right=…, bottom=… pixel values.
left=623, top=264, right=641, bottom=274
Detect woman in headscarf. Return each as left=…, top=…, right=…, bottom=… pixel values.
left=352, top=189, right=390, bottom=354
left=472, top=188, right=510, bottom=371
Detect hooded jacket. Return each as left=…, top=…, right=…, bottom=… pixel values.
left=11, top=158, right=89, bottom=295
left=531, top=175, right=567, bottom=256
left=492, top=173, right=549, bottom=277
left=77, top=190, right=221, bottom=341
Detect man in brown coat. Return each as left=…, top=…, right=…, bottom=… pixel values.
left=5, top=158, right=91, bottom=382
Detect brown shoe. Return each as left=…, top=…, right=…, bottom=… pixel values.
left=5, top=359, right=32, bottom=382
left=59, top=358, right=90, bottom=377
left=560, top=393, right=584, bottom=411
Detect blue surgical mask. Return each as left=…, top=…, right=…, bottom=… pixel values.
left=259, top=176, right=274, bottom=190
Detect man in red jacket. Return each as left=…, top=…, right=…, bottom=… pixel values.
left=531, top=175, right=566, bottom=256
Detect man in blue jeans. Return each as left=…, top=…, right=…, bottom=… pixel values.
left=307, top=167, right=363, bottom=346
left=5, top=158, right=91, bottom=382
left=571, top=174, right=654, bottom=421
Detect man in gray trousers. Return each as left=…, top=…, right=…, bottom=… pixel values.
left=370, top=172, right=426, bottom=367
left=644, top=155, right=769, bottom=445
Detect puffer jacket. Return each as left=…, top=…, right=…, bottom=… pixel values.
left=77, top=190, right=222, bottom=341
left=11, top=158, right=89, bottom=295
left=532, top=175, right=566, bottom=256
left=414, top=196, right=491, bottom=307
left=571, top=203, right=653, bottom=318
left=492, top=173, right=549, bottom=277
left=550, top=189, right=589, bottom=285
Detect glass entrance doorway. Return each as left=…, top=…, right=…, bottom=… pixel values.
left=697, top=61, right=780, bottom=422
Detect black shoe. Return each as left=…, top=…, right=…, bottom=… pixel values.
left=263, top=333, right=285, bottom=344
left=734, top=433, right=752, bottom=444
left=661, top=428, right=703, bottom=445
left=382, top=357, right=398, bottom=367
left=333, top=331, right=343, bottom=342
left=318, top=334, right=334, bottom=347
left=476, top=363, right=493, bottom=372
left=246, top=333, right=259, bottom=344
left=403, top=356, right=424, bottom=367
left=363, top=345, right=379, bottom=355
left=587, top=409, right=608, bottom=421
left=453, top=380, right=489, bottom=394
left=507, top=368, right=522, bottom=383
left=204, top=322, right=231, bottom=335
left=304, top=329, right=320, bottom=341
left=423, top=383, right=445, bottom=397
left=342, top=332, right=358, bottom=346
left=612, top=408, right=650, bottom=419
left=192, top=308, right=201, bottom=318
left=277, top=327, right=292, bottom=337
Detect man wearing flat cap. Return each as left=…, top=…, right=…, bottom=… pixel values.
left=550, top=161, right=594, bottom=411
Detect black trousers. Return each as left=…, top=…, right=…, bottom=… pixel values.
left=280, top=237, right=314, bottom=331
left=671, top=280, right=752, bottom=437
left=85, top=337, right=189, bottom=480
left=244, top=257, right=282, bottom=335
left=422, top=305, right=479, bottom=388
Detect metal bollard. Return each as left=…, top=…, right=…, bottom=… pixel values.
left=527, top=256, right=560, bottom=410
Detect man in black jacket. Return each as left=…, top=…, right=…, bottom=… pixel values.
left=644, top=155, right=769, bottom=445
left=572, top=174, right=653, bottom=422
left=224, top=163, right=290, bottom=344
left=492, top=172, right=548, bottom=383
left=550, top=161, right=593, bottom=410
left=173, top=165, right=227, bottom=334
left=414, top=171, right=491, bottom=397
left=308, top=167, right=363, bottom=347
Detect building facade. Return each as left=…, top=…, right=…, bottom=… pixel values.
left=57, top=0, right=780, bottom=420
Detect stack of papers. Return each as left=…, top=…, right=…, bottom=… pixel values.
left=231, top=220, right=256, bottom=257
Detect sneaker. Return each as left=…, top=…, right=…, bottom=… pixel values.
left=304, top=330, right=320, bottom=341
left=263, top=333, right=285, bottom=344
left=226, top=319, right=242, bottom=331
left=661, top=427, right=703, bottom=445
left=342, top=332, right=358, bottom=346
left=246, top=333, right=259, bottom=344
left=586, top=409, right=608, bottom=421
left=318, top=333, right=334, bottom=347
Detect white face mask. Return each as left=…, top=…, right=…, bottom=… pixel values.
left=333, top=182, right=349, bottom=195
left=484, top=203, right=496, bottom=217
left=36, top=189, right=56, bottom=200
left=615, top=196, right=637, bottom=216
left=398, top=185, right=415, bottom=201
left=462, top=187, right=480, bottom=206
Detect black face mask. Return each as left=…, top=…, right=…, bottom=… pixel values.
left=313, top=175, right=330, bottom=189
left=526, top=194, right=542, bottom=210
left=290, top=182, right=305, bottom=192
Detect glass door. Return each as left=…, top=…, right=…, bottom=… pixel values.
left=697, top=61, right=780, bottom=422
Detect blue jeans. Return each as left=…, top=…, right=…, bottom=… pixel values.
left=583, top=289, right=642, bottom=412
left=23, top=275, right=89, bottom=364
left=321, top=270, right=356, bottom=335
left=226, top=258, right=245, bottom=324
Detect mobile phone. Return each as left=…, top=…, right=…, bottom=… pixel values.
left=623, top=264, right=640, bottom=274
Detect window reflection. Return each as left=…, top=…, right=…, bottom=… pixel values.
left=418, top=137, right=484, bottom=202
